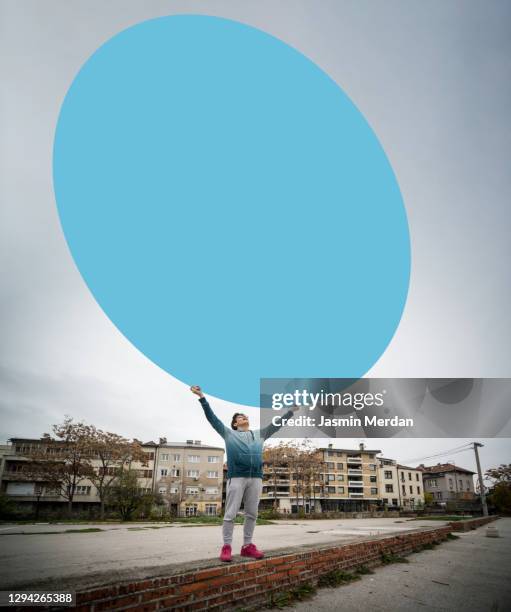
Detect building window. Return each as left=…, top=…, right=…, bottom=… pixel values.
left=402, top=484, right=406, bottom=495
left=385, top=484, right=394, bottom=493
left=429, top=479, right=437, bottom=487
left=417, top=486, right=421, bottom=494
left=409, top=485, right=413, bottom=494
left=158, top=486, right=167, bottom=494
left=327, top=474, right=335, bottom=482
left=336, top=463, right=344, bottom=470
left=205, top=487, right=218, bottom=494
left=370, top=475, right=377, bottom=483
left=392, top=498, right=398, bottom=506
left=369, top=464, right=376, bottom=471
left=205, top=504, right=217, bottom=516
left=327, top=450, right=335, bottom=457
left=415, top=473, right=419, bottom=481
left=326, top=462, right=335, bottom=469
left=466, top=480, right=471, bottom=489
left=436, top=492, right=443, bottom=500
left=207, top=456, right=219, bottom=463
left=449, top=478, right=453, bottom=489
left=207, top=471, right=218, bottom=478
left=160, top=469, right=168, bottom=477
left=370, top=487, right=378, bottom=495
left=187, top=470, right=199, bottom=478
left=338, top=486, right=344, bottom=493
left=337, top=474, right=344, bottom=481
left=384, top=470, right=393, bottom=479
left=170, top=487, right=178, bottom=494
left=185, top=504, right=198, bottom=516
left=188, top=455, right=200, bottom=463
left=170, top=468, right=180, bottom=477
left=186, top=487, right=199, bottom=495
left=327, top=486, right=336, bottom=493
left=75, top=486, right=91, bottom=496
left=173, top=454, right=180, bottom=462
left=459, top=480, right=463, bottom=490
left=400, top=472, right=405, bottom=482
left=408, top=472, right=412, bottom=480
left=160, top=454, right=169, bottom=461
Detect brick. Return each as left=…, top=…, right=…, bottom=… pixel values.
left=94, top=594, right=140, bottom=610
left=194, top=566, right=226, bottom=581
left=76, top=586, right=119, bottom=604
left=141, top=585, right=176, bottom=601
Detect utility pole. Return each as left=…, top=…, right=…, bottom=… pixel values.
left=473, top=442, right=488, bottom=517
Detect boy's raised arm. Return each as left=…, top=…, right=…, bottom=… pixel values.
left=191, top=385, right=226, bottom=438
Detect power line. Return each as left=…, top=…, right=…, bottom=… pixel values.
left=400, top=443, right=473, bottom=465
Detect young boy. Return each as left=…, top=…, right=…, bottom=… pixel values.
left=190, top=385, right=293, bottom=562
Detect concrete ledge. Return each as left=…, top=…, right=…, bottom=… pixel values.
left=65, top=527, right=452, bottom=612
left=449, top=515, right=499, bottom=532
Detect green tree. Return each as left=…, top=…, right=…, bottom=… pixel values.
left=485, top=464, right=511, bottom=514
left=107, top=468, right=156, bottom=520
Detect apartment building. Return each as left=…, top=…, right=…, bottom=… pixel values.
left=378, top=457, right=400, bottom=508
left=418, top=463, right=475, bottom=504
left=261, top=443, right=381, bottom=512
left=0, top=437, right=156, bottom=514
left=396, top=464, right=425, bottom=509
left=152, top=439, right=224, bottom=517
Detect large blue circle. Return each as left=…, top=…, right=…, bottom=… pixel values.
left=53, top=15, right=410, bottom=406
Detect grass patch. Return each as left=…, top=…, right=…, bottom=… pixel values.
left=0, top=527, right=104, bottom=536
left=268, top=583, right=316, bottom=608
left=64, top=528, right=103, bottom=533
left=317, top=569, right=361, bottom=588
left=381, top=552, right=409, bottom=565
left=411, top=515, right=472, bottom=521
left=172, top=516, right=274, bottom=526
left=354, top=565, right=374, bottom=575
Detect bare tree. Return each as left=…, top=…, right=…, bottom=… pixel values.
left=86, top=428, right=148, bottom=519
left=26, top=417, right=95, bottom=516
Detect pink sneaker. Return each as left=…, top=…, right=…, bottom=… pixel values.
left=220, top=544, right=232, bottom=562
left=240, top=543, right=264, bottom=559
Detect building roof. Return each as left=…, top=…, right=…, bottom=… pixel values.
left=397, top=464, right=422, bottom=471
left=143, top=442, right=224, bottom=451
left=417, top=463, right=475, bottom=476
left=320, top=447, right=381, bottom=454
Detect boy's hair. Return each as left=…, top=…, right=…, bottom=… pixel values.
left=231, top=413, right=243, bottom=430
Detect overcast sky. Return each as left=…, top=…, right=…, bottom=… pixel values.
left=1, top=1, right=510, bottom=477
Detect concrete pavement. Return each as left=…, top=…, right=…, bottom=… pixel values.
left=0, top=517, right=449, bottom=590
left=290, top=517, right=511, bottom=612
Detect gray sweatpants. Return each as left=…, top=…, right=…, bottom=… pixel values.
left=223, top=477, right=263, bottom=546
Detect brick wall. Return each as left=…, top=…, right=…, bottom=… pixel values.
left=71, top=527, right=451, bottom=611
left=449, top=515, right=499, bottom=532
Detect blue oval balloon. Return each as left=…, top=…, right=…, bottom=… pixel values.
left=53, top=15, right=410, bottom=407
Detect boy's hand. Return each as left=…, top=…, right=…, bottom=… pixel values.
left=190, top=385, right=204, bottom=398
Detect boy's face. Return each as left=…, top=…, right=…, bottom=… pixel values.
left=234, top=414, right=249, bottom=430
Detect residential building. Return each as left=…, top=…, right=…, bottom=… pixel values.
left=152, top=439, right=224, bottom=517
left=418, top=463, right=475, bottom=504
left=378, top=457, right=400, bottom=508
left=0, top=437, right=156, bottom=515
left=396, top=464, right=425, bottom=509
left=261, top=443, right=381, bottom=512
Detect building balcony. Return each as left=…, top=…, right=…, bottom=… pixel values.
left=348, top=469, right=362, bottom=476
left=349, top=492, right=364, bottom=498
left=266, top=491, right=290, bottom=497
left=346, top=457, right=362, bottom=463
left=348, top=481, right=363, bottom=487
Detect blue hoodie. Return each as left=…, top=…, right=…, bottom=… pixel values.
left=199, top=397, right=292, bottom=479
